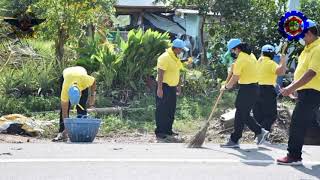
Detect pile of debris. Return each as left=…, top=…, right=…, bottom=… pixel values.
left=207, top=103, right=320, bottom=145
left=0, top=114, right=54, bottom=137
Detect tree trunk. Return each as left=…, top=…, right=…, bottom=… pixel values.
left=55, top=26, right=66, bottom=65
left=200, top=15, right=208, bottom=65
left=87, top=23, right=95, bottom=41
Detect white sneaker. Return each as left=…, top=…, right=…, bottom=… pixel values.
left=256, top=128, right=269, bottom=145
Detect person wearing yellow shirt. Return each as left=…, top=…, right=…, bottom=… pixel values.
left=277, top=19, right=320, bottom=165
left=53, top=66, right=96, bottom=142
left=220, top=39, right=269, bottom=148
left=224, top=50, right=239, bottom=85
left=253, top=44, right=287, bottom=132
left=155, top=39, right=187, bottom=143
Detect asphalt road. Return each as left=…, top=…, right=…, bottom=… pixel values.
left=0, top=143, right=319, bottom=180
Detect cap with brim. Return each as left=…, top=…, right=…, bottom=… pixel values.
left=261, top=44, right=275, bottom=53
left=172, top=39, right=189, bottom=51
left=306, top=19, right=317, bottom=29
left=227, top=38, right=241, bottom=51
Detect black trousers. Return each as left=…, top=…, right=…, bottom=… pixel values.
left=231, top=83, right=262, bottom=143
left=155, top=83, right=177, bottom=137
left=58, top=76, right=88, bottom=133
left=253, top=85, right=277, bottom=131
left=288, top=89, right=320, bottom=159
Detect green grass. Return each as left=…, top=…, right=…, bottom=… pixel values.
left=32, top=91, right=236, bottom=138
left=28, top=90, right=298, bottom=140
left=26, top=40, right=55, bottom=58
left=31, top=112, right=59, bottom=138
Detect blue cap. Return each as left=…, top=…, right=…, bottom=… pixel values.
left=306, top=19, right=317, bottom=29
left=227, top=38, right=241, bottom=51
left=261, top=44, right=275, bottom=53
left=68, top=85, right=80, bottom=106
left=172, top=39, right=189, bottom=51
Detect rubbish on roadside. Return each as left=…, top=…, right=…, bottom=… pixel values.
left=0, top=114, right=43, bottom=136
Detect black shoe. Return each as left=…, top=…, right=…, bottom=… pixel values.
left=220, top=138, right=240, bottom=148
left=156, top=135, right=184, bottom=143
left=155, top=133, right=167, bottom=139
left=52, top=132, right=68, bottom=142
left=169, top=131, right=179, bottom=136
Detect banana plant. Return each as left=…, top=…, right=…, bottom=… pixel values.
left=93, top=45, right=121, bottom=92
left=116, top=29, right=170, bottom=91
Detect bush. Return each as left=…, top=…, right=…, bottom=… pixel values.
left=25, top=96, right=60, bottom=112
left=75, top=37, right=102, bottom=74
left=0, top=39, right=62, bottom=114
left=182, top=68, right=215, bottom=96
left=0, top=96, right=28, bottom=115
left=114, top=29, right=170, bottom=91
left=0, top=96, right=59, bottom=114
left=94, top=44, right=121, bottom=94
left=0, top=64, right=38, bottom=97
left=0, top=60, right=60, bottom=97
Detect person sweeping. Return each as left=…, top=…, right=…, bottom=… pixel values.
left=253, top=44, right=287, bottom=133
left=220, top=39, right=269, bottom=148
left=53, top=66, right=96, bottom=142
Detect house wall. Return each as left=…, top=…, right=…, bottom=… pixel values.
left=173, top=14, right=200, bottom=38
left=186, top=14, right=202, bottom=52
left=173, top=14, right=202, bottom=52
left=185, top=14, right=200, bottom=39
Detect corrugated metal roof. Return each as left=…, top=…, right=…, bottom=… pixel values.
left=116, top=0, right=167, bottom=7
left=144, top=13, right=185, bottom=35
left=175, top=9, right=220, bottom=16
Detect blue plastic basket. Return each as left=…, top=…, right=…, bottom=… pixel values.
left=64, top=116, right=101, bottom=142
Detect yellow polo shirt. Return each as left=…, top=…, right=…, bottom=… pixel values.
left=233, top=52, right=258, bottom=84
left=294, top=38, right=320, bottom=91
left=61, top=66, right=95, bottom=102
left=257, top=56, right=278, bottom=85
left=157, top=48, right=183, bottom=86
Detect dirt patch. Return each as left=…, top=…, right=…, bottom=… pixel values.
left=0, top=104, right=300, bottom=144
left=0, top=133, right=159, bottom=144
left=0, top=134, right=45, bottom=143
left=205, top=104, right=292, bottom=144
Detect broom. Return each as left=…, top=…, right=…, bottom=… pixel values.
left=187, top=41, right=289, bottom=148
left=187, top=90, right=224, bottom=148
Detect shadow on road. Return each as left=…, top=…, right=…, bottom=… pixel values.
left=261, top=143, right=287, bottom=151
left=193, top=145, right=275, bottom=167
left=228, top=148, right=275, bottom=167
left=293, top=165, right=320, bottom=179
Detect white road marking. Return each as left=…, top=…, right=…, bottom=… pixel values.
left=0, top=158, right=319, bottom=165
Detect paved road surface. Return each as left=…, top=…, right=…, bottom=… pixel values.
left=0, top=143, right=319, bottom=180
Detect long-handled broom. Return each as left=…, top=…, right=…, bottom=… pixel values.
left=187, top=40, right=289, bottom=148
left=187, top=90, right=224, bottom=148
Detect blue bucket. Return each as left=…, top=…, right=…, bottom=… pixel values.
left=64, top=116, right=101, bottom=142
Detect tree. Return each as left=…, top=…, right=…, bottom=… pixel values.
left=156, top=0, right=284, bottom=63
left=203, top=0, right=293, bottom=61
left=0, top=0, right=36, bottom=17
left=301, top=0, right=320, bottom=23
left=32, top=0, right=116, bottom=65
left=209, top=0, right=320, bottom=56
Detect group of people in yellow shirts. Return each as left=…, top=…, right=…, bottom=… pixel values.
left=154, top=18, right=320, bottom=166
left=221, top=19, right=320, bottom=166
left=52, top=18, right=319, bottom=166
